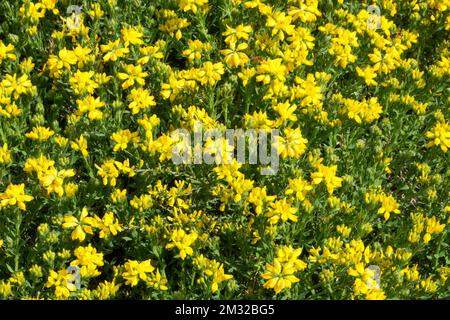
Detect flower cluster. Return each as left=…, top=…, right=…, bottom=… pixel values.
left=0, top=0, right=448, bottom=300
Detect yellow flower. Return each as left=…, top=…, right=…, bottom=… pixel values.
left=0, top=143, right=12, bottom=164
left=117, top=64, right=147, bottom=89
left=267, top=198, right=298, bottom=224
left=127, top=88, right=156, bottom=114
left=69, top=70, right=98, bottom=95
left=256, top=58, right=287, bottom=84
left=30, top=264, right=43, bottom=278
left=337, top=224, right=351, bottom=237
left=311, top=164, right=343, bottom=194
left=261, top=258, right=299, bottom=294
left=179, top=0, right=208, bottom=14
left=100, top=39, right=129, bottom=62
left=95, top=72, right=112, bottom=85
left=54, top=135, right=68, bottom=147
left=45, top=269, right=77, bottom=299
left=76, top=95, right=105, bottom=120
left=348, top=263, right=374, bottom=282
left=274, top=128, right=308, bottom=159
left=140, top=40, right=166, bottom=60
left=292, top=74, right=323, bottom=107
left=19, top=57, right=35, bottom=74
left=400, top=265, right=420, bottom=281
left=338, top=96, right=383, bottom=124
left=65, top=183, right=78, bottom=198
left=98, top=212, right=123, bottom=239
left=220, top=43, right=249, bottom=68
left=0, top=183, right=34, bottom=211
left=244, top=111, right=274, bottom=129
left=356, top=66, right=378, bottom=86
left=43, top=54, right=64, bottom=78
left=288, top=0, right=321, bottom=22
left=19, top=2, right=45, bottom=22
left=194, top=255, right=233, bottom=293
left=160, top=73, right=184, bottom=101
left=1, top=73, right=34, bottom=99
left=247, top=186, right=276, bottom=215
left=9, top=271, right=25, bottom=285
left=423, top=216, right=446, bottom=243
left=122, top=259, right=155, bottom=286
left=222, top=24, right=252, bottom=46
left=210, top=264, right=233, bottom=293
left=71, top=135, right=89, bottom=157
left=183, top=39, right=211, bottom=62
left=426, top=121, right=450, bottom=153
left=198, top=61, right=225, bottom=86
left=130, top=194, right=153, bottom=212
left=165, top=229, right=198, bottom=259
left=0, top=281, right=12, bottom=298
left=377, top=193, right=400, bottom=221
left=25, top=126, right=54, bottom=141
left=285, top=177, right=313, bottom=201
left=369, top=48, right=400, bottom=75
left=96, top=160, right=120, bottom=186
left=58, top=48, right=78, bottom=69
left=237, top=67, right=256, bottom=86
left=273, top=101, right=297, bottom=123
left=276, top=246, right=307, bottom=272
left=24, top=155, right=75, bottom=197
left=94, top=280, right=121, bottom=299
left=121, top=26, right=144, bottom=46
left=111, top=129, right=140, bottom=152
left=0, top=40, right=16, bottom=64
left=39, top=167, right=76, bottom=197
left=147, top=269, right=169, bottom=291
left=265, top=11, right=295, bottom=41
left=111, top=188, right=127, bottom=203
left=88, top=3, right=104, bottom=18
left=159, top=17, right=191, bottom=40
left=420, top=277, right=438, bottom=293
left=62, top=207, right=97, bottom=242
left=71, top=244, right=104, bottom=277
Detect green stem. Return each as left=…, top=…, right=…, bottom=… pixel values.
left=83, top=156, right=96, bottom=181
left=434, top=231, right=445, bottom=269
left=14, top=210, right=22, bottom=272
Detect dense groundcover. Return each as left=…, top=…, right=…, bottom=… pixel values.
left=0, top=0, right=449, bottom=299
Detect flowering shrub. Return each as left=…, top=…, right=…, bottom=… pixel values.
left=0, top=0, right=449, bottom=299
